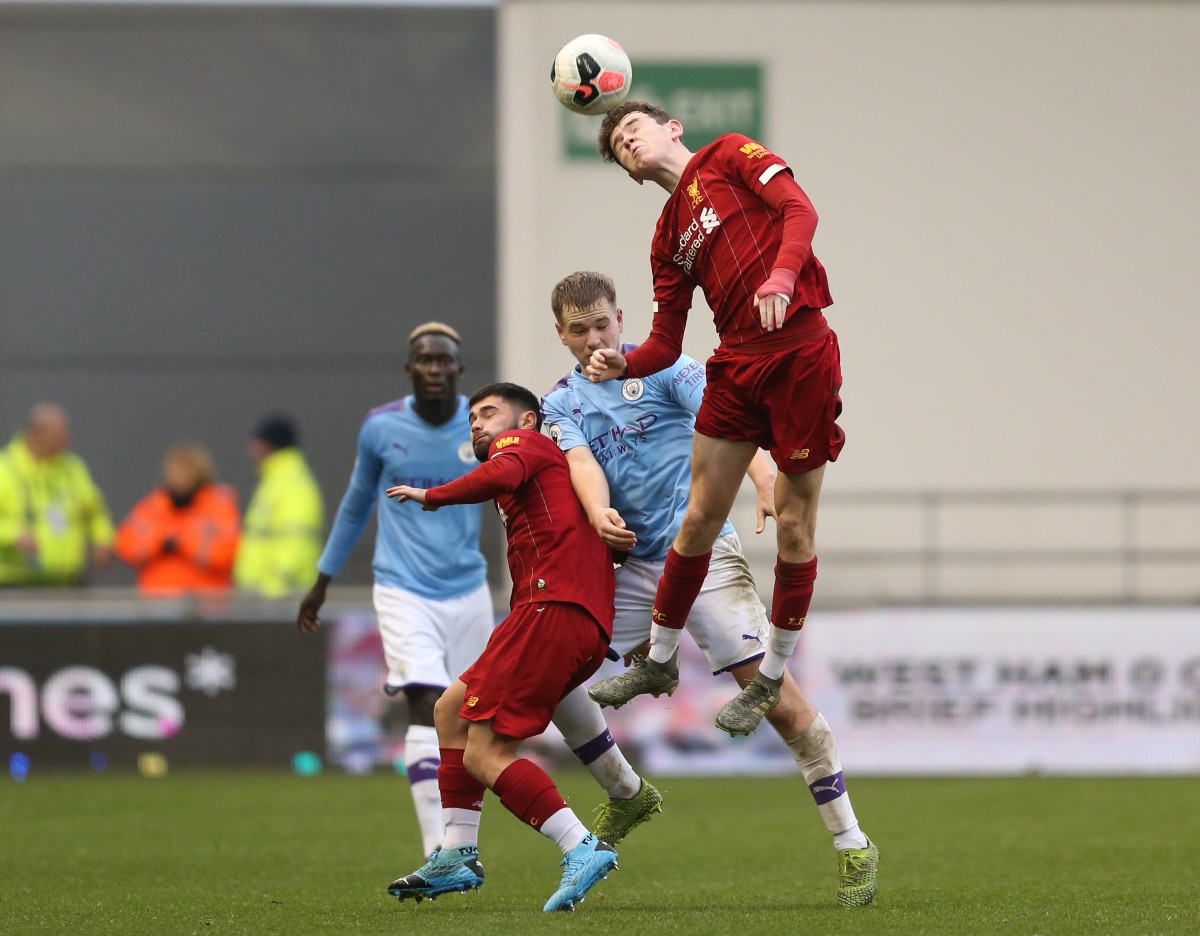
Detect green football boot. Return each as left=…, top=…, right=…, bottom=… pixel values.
left=591, top=780, right=664, bottom=844
left=588, top=653, right=679, bottom=708
left=714, top=672, right=783, bottom=736
left=837, top=838, right=879, bottom=907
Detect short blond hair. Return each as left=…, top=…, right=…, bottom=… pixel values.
left=407, top=321, right=462, bottom=345
left=550, top=271, right=617, bottom=324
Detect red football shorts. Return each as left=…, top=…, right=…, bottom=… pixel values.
left=696, top=330, right=845, bottom=474
left=457, top=601, right=608, bottom=740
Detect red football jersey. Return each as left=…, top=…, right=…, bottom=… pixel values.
left=651, top=133, right=834, bottom=348
left=424, top=428, right=614, bottom=638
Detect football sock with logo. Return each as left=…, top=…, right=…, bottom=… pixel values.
left=437, top=747, right=486, bottom=850
left=440, top=808, right=482, bottom=851
left=404, top=725, right=444, bottom=857
left=552, top=684, right=642, bottom=799
left=648, top=547, right=712, bottom=664
left=760, top=556, right=817, bottom=680
left=785, top=713, right=867, bottom=849
left=539, top=807, right=590, bottom=853
left=494, top=758, right=585, bottom=851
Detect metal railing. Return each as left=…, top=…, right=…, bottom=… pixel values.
left=733, top=488, right=1200, bottom=606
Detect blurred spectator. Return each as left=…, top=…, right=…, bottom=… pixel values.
left=0, top=402, right=115, bottom=586
left=115, top=441, right=240, bottom=596
left=234, top=414, right=325, bottom=598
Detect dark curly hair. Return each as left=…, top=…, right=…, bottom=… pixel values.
left=597, top=100, right=673, bottom=164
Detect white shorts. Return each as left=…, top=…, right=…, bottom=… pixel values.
left=612, top=532, right=768, bottom=674
left=373, top=581, right=494, bottom=695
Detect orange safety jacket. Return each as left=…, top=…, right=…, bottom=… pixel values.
left=115, top=484, right=241, bottom=595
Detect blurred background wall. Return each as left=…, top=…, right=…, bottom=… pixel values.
left=2, top=0, right=1198, bottom=599
left=0, top=4, right=498, bottom=586
left=499, top=0, right=1200, bottom=603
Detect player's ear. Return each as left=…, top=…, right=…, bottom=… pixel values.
left=554, top=321, right=568, bottom=346
left=667, top=119, right=684, bottom=141
left=518, top=409, right=539, bottom=430
left=615, top=308, right=624, bottom=332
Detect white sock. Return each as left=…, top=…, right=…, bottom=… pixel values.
left=786, top=713, right=868, bottom=849
left=404, top=724, right=444, bottom=857
left=552, top=685, right=641, bottom=799
left=758, top=625, right=803, bottom=680
left=648, top=623, right=683, bottom=664
left=539, top=806, right=589, bottom=853
left=440, top=807, right=481, bottom=850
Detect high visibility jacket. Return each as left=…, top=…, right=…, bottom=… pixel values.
left=234, top=448, right=324, bottom=598
left=0, top=435, right=115, bottom=586
left=115, top=484, right=240, bottom=595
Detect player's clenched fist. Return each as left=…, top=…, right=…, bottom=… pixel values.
left=584, top=347, right=627, bottom=383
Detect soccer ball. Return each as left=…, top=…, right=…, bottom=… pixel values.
left=550, top=34, right=632, bottom=116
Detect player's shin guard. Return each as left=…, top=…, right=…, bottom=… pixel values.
left=761, top=556, right=817, bottom=680
left=438, top=747, right=486, bottom=850
left=785, top=713, right=866, bottom=847
left=648, top=547, right=712, bottom=664
left=404, top=725, right=444, bottom=857
left=553, top=684, right=641, bottom=799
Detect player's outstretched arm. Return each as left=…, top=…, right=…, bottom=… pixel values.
left=386, top=485, right=435, bottom=510
left=584, top=347, right=627, bottom=383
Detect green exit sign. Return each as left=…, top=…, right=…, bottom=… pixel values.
left=561, top=62, right=764, bottom=162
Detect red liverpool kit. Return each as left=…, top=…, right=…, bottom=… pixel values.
left=624, top=133, right=845, bottom=471
left=424, top=428, right=615, bottom=737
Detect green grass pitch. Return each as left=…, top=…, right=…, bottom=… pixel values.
left=3, top=771, right=1198, bottom=934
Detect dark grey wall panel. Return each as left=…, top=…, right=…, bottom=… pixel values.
left=0, top=6, right=498, bottom=587
left=0, top=8, right=494, bottom=173
left=1, top=181, right=493, bottom=358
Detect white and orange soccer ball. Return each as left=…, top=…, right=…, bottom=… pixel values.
left=550, top=34, right=632, bottom=116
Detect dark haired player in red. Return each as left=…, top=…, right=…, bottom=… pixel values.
left=384, top=381, right=619, bottom=913
left=584, top=102, right=876, bottom=907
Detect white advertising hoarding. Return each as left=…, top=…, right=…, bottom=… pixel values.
left=598, top=607, right=1200, bottom=776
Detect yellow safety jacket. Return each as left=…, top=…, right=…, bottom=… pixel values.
left=0, top=435, right=115, bottom=586
left=234, top=447, right=325, bottom=598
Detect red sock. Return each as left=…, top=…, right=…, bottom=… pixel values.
left=772, top=556, right=818, bottom=630
left=438, top=747, right=486, bottom=811
left=493, top=759, right=568, bottom=830
left=652, top=547, right=712, bottom=629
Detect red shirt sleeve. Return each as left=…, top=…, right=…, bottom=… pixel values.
left=424, top=448, right=527, bottom=507
left=759, top=168, right=819, bottom=276
left=620, top=306, right=688, bottom=378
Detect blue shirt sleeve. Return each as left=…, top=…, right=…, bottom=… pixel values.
left=543, top=389, right=590, bottom=453
left=317, top=418, right=382, bottom=577
left=664, top=354, right=707, bottom=416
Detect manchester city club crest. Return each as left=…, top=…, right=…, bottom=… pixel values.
left=457, top=440, right=475, bottom=463
left=621, top=378, right=645, bottom=402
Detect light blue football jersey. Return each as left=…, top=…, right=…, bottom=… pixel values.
left=542, top=348, right=735, bottom=561
left=317, top=395, right=486, bottom=598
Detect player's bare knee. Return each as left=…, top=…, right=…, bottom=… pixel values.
left=775, top=517, right=817, bottom=561
left=407, top=689, right=439, bottom=726
left=432, top=692, right=459, bottom=732
left=679, top=507, right=727, bottom=551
